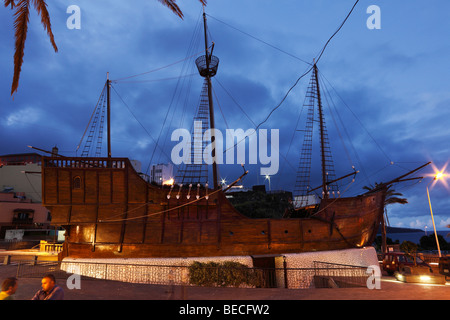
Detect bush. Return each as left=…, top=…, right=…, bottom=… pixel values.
left=419, top=234, right=450, bottom=251
left=188, top=261, right=261, bottom=287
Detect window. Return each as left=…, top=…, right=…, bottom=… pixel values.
left=12, top=210, right=34, bottom=224
left=73, top=176, right=82, bottom=189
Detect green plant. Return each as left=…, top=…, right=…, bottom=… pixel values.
left=188, top=261, right=261, bottom=287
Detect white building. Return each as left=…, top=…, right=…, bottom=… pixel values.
left=149, top=163, right=174, bottom=185
left=293, top=194, right=319, bottom=209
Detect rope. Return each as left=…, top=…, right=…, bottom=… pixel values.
left=99, top=187, right=223, bottom=223
left=111, top=51, right=204, bottom=82
left=206, top=14, right=312, bottom=66
left=99, top=170, right=248, bottom=223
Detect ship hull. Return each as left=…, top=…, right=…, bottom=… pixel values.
left=42, top=157, right=386, bottom=259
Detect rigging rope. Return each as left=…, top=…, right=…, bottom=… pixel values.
left=314, top=0, right=360, bottom=63
left=206, top=14, right=312, bottom=66
left=111, top=52, right=203, bottom=82
left=251, top=0, right=361, bottom=135
left=76, top=83, right=107, bottom=153
left=110, top=84, right=175, bottom=166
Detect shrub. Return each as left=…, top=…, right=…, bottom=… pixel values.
left=188, top=261, right=260, bottom=287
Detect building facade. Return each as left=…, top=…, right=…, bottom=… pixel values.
left=0, top=153, right=52, bottom=239
left=149, top=163, right=174, bottom=185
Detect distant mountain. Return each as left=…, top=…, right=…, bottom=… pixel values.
left=378, top=226, right=424, bottom=234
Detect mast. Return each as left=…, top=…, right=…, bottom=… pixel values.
left=200, top=8, right=219, bottom=189
left=313, top=64, right=328, bottom=199
left=106, top=72, right=112, bottom=160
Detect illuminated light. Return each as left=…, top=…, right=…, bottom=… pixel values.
left=427, top=161, right=449, bottom=190
left=163, top=178, right=174, bottom=186
left=395, top=273, right=404, bottom=281
left=429, top=262, right=439, bottom=266
left=419, top=275, right=431, bottom=282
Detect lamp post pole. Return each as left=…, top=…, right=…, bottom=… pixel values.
left=426, top=184, right=441, bottom=258
left=426, top=167, right=446, bottom=258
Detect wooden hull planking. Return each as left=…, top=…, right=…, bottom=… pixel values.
left=42, top=157, right=386, bottom=259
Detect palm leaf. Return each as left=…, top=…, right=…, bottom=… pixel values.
left=11, top=0, right=29, bottom=96
left=4, top=0, right=15, bottom=8
left=157, top=0, right=183, bottom=18
left=385, top=197, right=408, bottom=205
left=31, top=0, right=58, bottom=52
left=157, top=0, right=207, bottom=19
left=10, top=0, right=57, bottom=95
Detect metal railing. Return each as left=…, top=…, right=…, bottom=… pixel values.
left=43, top=157, right=127, bottom=169
left=15, top=260, right=373, bottom=289
left=313, top=261, right=370, bottom=288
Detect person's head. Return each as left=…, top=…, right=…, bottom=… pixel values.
left=41, top=274, right=56, bottom=292
left=1, top=277, right=18, bottom=295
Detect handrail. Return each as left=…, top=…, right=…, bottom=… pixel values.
left=42, top=157, right=128, bottom=169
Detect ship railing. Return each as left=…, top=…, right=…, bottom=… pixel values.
left=43, top=157, right=127, bottom=169
left=15, top=260, right=373, bottom=289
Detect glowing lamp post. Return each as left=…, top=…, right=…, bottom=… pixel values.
left=426, top=164, right=448, bottom=258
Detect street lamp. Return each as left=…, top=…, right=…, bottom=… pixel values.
left=425, top=164, right=448, bottom=258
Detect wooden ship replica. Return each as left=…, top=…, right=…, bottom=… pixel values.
left=40, top=12, right=424, bottom=260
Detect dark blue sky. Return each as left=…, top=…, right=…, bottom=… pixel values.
left=1, top=1, right=449, bottom=230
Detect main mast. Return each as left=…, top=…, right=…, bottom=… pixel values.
left=313, top=64, right=328, bottom=199
left=196, top=8, right=220, bottom=189
left=106, top=72, right=112, bottom=160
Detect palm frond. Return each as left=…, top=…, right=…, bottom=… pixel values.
left=156, top=0, right=207, bottom=19
left=10, top=0, right=57, bottom=95
left=31, top=0, right=57, bottom=52
left=11, top=0, right=29, bottom=95
left=4, top=0, right=15, bottom=9
left=157, top=0, right=183, bottom=18
left=385, top=197, right=408, bottom=205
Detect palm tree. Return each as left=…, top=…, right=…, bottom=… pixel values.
left=5, top=0, right=207, bottom=96
left=363, top=182, right=408, bottom=254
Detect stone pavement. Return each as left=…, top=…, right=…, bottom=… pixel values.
left=1, top=264, right=449, bottom=301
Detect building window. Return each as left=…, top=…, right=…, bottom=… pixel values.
left=73, top=176, right=82, bottom=189
left=12, top=210, right=34, bottom=224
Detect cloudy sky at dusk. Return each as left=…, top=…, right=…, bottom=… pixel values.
left=1, top=1, right=449, bottom=231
